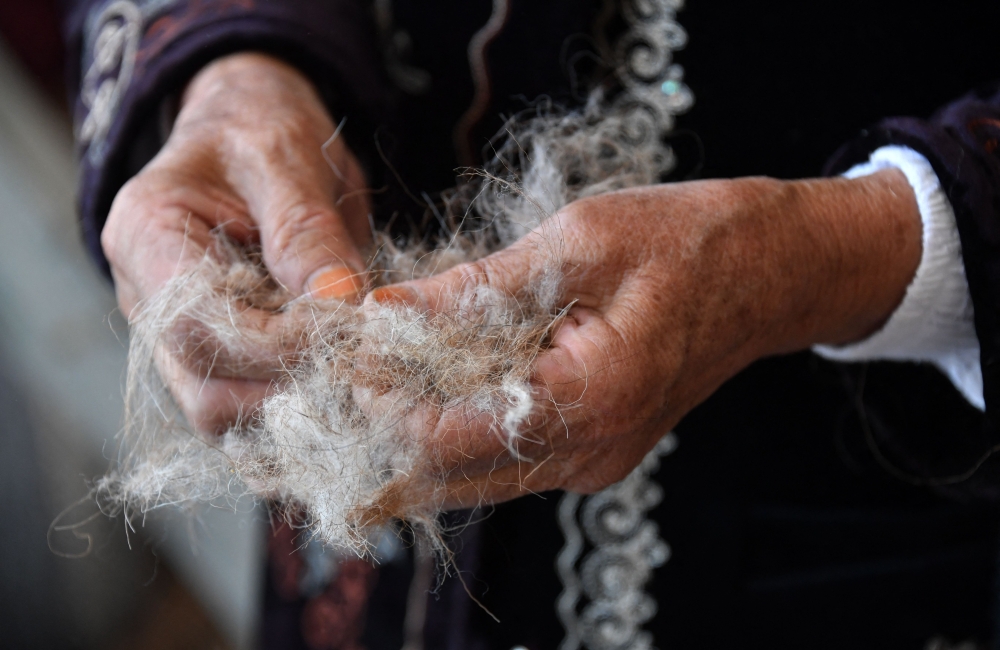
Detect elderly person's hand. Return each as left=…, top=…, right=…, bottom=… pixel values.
left=103, top=52, right=370, bottom=433
left=364, top=171, right=923, bottom=505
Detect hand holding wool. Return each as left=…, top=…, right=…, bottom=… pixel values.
left=102, top=52, right=370, bottom=433
left=363, top=171, right=924, bottom=505
left=99, top=87, right=922, bottom=553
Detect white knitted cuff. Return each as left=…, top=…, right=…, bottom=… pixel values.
left=813, top=145, right=984, bottom=410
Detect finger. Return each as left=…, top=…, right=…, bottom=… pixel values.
left=259, top=198, right=367, bottom=301
left=347, top=392, right=528, bottom=516
left=107, top=179, right=307, bottom=379
left=103, top=167, right=257, bottom=315
left=359, top=229, right=605, bottom=428
left=356, top=237, right=566, bottom=478
left=230, top=141, right=371, bottom=302
left=176, top=52, right=373, bottom=299
left=156, top=346, right=272, bottom=435
left=353, top=374, right=563, bottom=510
left=363, top=239, right=540, bottom=314
left=164, top=308, right=307, bottom=381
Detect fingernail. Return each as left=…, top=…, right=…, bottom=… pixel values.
left=367, top=285, right=420, bottom=308
left=306, top=265, right=363, bottom=300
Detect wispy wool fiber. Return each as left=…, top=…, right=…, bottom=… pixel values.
left=96, top=97, right=680, bottom=555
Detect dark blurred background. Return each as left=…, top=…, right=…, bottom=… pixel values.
left=0, top=2, right=66, bottom=106
left=0, top=5, right=264, bottom=649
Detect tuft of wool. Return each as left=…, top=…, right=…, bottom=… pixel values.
left=95, top=96, right=682, bottom=556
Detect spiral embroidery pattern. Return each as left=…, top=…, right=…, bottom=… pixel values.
left=557, top=433, right=677, bottom=650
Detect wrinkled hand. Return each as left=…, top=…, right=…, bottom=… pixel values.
left=363, top=171, right=922, bottom=505
left=103, top=53, right=371, bottom=433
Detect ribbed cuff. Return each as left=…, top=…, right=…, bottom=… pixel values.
left=813, top=145, right=983, bottom=410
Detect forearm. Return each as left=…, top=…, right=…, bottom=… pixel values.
left=648, top=170, right=922, bottom=398
left=766, top=169, right=922, bottom=352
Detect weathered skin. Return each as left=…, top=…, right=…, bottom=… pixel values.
left=103, top=53, right=922, bottom=503
left=103, top=53, right=371, bottom=432
left=364, top=171, right=922, bottom=505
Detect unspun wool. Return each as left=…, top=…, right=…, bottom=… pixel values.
left=95, top=96, right=676, bottom=555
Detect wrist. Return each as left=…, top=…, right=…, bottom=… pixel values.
left=183, top=52, right=300, bottom=104
left=177, top=52, right=332, bottom=134
left=761, top=169, right=922, bottom=356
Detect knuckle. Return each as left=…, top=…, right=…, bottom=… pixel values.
left=99, top=223, right=119, bottom=267
left=102, top=178, right=146, bottom=266
left=455, top=252, right=522, bottom=297
left=267, top=203, right=340, bottom=253
left=173, top=371, right=260, bottom=436
left=166, top=318, right=218, bottom=375
left=450, top=260, right=493, bottom=291
left=155, top=350, right=229, bottom=436
left=178, top=394, right=230, bottom=437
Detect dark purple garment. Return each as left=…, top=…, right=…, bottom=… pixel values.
left=826, top=85, right=1000, bottom=488
left=60, top=0, right=389, bottom=276
left=58, top=0, right=1000, bottom=648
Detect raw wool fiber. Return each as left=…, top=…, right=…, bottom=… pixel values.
left=95, top=96, right=679, bottom=556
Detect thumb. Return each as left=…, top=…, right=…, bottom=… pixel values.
left=250, top=164, right=371, bottom=301
left=363, top=244, right=539, bottom=315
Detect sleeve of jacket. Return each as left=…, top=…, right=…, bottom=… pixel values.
left=59, top=0, right=391, bottom=275
left=824, top=82, right=1000, bottom=492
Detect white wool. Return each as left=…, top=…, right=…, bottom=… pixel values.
left=95, top=96, right=681, bottom=556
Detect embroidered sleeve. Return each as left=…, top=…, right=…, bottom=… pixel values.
left=61, top=0, right=389, bottom=274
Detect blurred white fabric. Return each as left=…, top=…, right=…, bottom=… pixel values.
left=0, top=37, right=265, bottom=650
